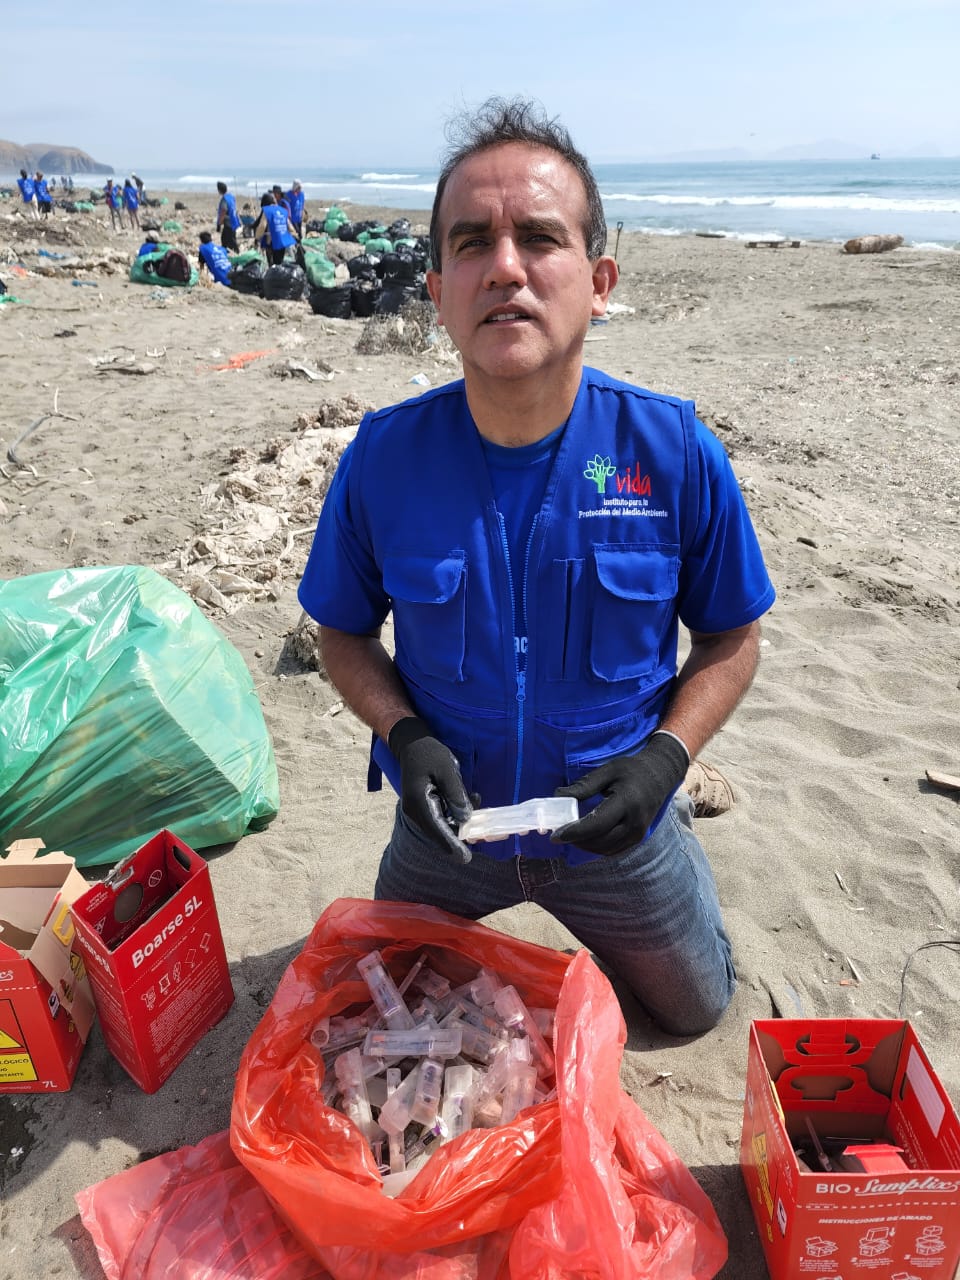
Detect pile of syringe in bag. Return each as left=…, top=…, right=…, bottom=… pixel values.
left=310, top=949, right=557, bottom=1196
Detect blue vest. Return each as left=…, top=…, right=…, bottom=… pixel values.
left=299, top=368, right=775, bottom=864
left=286, top=188, right=305, bottom=223
left=18, top=177, right=35, bottom=202
left=123, top=185, right=138, bottom=210
left=219, top=192, right=241, bottom=230
left=263, top=203, right=294, bottom=249
left=199, top=240, right=233, bottom=285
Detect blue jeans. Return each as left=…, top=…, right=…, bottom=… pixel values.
left=374, top=793, right=735, bottom=1036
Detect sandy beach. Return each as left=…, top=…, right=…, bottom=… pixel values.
left=2, top=189, right=960, bottom=1279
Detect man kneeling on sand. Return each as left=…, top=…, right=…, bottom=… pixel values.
left=299, top=96, right=774, bottom=1036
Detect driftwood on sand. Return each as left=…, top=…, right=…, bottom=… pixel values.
left=842, top=233, right=904, bottom=255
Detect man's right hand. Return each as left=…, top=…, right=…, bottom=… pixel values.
left=388, top=717, right=475, bottom=864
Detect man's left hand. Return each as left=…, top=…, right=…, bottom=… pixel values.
left=551, top=731, right=689, bottom=857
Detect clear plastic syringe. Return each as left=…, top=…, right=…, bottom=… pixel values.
left=356, top=949, right=416, bottom=1030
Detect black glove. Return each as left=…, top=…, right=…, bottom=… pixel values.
left=551, top=731, right=689, bottom=857
left=388, top=717, right=475, bottom=864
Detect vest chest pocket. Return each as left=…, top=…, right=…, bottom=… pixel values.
left=383, top=553, right=467, bottom=682
left=590, top=545, right=679, bottom=682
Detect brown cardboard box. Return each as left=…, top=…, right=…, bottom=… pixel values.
left=0, top=839, right=96, bottom=1092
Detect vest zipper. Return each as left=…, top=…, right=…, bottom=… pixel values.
left=496, top=512, right=526, bottom=808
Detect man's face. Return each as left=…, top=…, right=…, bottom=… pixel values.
left=427, top=143, right=616, bottom=390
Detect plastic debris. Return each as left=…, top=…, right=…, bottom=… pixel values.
left=459, top=796, right=578, bottom=843
left=314, top=948, right=558, bottom=1195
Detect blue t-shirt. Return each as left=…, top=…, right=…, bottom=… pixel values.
left=18, top=176, right=35, bottom=202
left=480, top=425, right=565, bottom=667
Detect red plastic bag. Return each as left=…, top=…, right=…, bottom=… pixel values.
left=75, top=1131, right=326, bottom=1280
left=230, top=898, right=728, bottom=1279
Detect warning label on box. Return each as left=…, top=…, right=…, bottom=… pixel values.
left=0, top=1000, right=38, bottom=1083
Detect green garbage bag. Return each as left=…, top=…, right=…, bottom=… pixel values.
left=129, top=249, right=198, bottom=288
left=74, top=201, right=95, bottom=212
left=0, top=565, right=279, bottom=867
left=323, top=204, right=349, bottom=235
left=229, top=249, right=263, bottom=269
left=302, top=248, right=335, bottom=289
left=162, top=219, right=183, bottom=232
left=301, top=235, right=328, bottom=253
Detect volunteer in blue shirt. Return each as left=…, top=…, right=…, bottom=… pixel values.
left=34, top=173, right=53, bottom=217
left=256, top=192, right=298, bottom=265
left=285, top=180, right=306, bottom=238
left=198, top=231, right=233, bottom=286
left=122, top=178, right=140, bottom=231
left=18, top=169, right=39, bottom=219
left=298, top=97, right=776, bottom=1036
left=104, top=179, right=124, bottom=231
left=216, top=181, right=242, bottom=252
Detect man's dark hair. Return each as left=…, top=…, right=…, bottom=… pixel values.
left=429, top=96, right=606, bottom=270
left=217, top=181, right=228, bottom=194
left=200, top=230, right=213, bottom=243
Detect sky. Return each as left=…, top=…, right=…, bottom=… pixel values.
left=3, top=0, right=959, bottom=171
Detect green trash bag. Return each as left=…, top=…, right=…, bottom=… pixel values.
left=74, top=201, right=95, bottom=212
left=0, top=565, right=279, bottom=867
left=302, top=248, right=335, bottom=289
left=300, top=235, right=328, bottom=253
left=162, top=219, right=183, bottom=232
left=229, top=249, right=263, bottom=269
left=323, top=204, right=349, bottom=235
left=129, top=249, right=198, bottom=288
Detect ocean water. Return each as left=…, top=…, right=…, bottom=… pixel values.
left=128, top=157, right=960, bottom=249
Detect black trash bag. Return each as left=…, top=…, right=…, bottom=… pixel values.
left=386, top=217, right=412, bottom=241
left=333, top=221, right=356, bottom=242
left=308, top=284, right=353, bottom=318
left=347, top=253, right=380, bottom=280
left=350, top=279, right=382, bottom=317
left=0, top=278, right=6, bottom=295
left=376, top=282, right=423, bottom=315
left=174, top=200, right=188, bottom=211
left=378, top=250, right=419, bottom=282
left=141, top=218, right=162, bottom=232
left=232, top=259, right=266, bottom=296
left=305, top=218, right=326, bottom=233
left=262, top=262, right=307, bottom=301
left=61, top=201, right=78, bottom=214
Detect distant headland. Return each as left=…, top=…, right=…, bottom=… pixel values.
left=0, top=139, right=113, bottom=175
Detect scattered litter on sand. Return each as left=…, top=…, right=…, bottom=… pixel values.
left=168, top=413, right=361, bottom=614
left=356, top=300, right=459, bottom=362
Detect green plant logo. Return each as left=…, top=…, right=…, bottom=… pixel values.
left=583, top=454, right=616, bottom=494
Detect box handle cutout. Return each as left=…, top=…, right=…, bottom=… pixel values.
left=172, top=845, right=191, bottom=872
left=796, top=1032, right=861, bottom=1057
left=113, top=881, right=143, bottom=923
left=787, top=1072, right=856, bottom=1101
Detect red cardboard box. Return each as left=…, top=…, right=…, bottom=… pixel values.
left=70, top=829, right=234, bottom=1093
left=741, top=1018, right=960, bottom=1280
left=0, top=839, right=96, bottom=1092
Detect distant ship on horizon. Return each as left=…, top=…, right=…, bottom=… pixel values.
left=870, top=152, right=881, bottom=160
